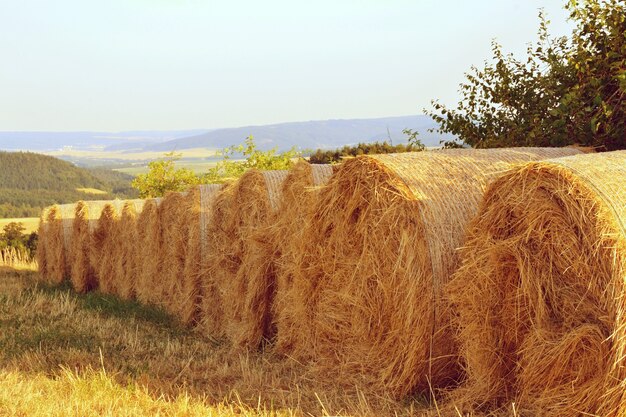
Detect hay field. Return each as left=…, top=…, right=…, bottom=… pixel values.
left=0, top=217, right=40, bottom=234
left=0, top=267, right=443, bottom=417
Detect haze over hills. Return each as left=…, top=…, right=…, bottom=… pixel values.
left=0, top=115, right=453, bottom=155
left=143, top=115, right=454, bottom=152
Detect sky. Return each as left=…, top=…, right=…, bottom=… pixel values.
left=0, top=1, right=573, bottom=131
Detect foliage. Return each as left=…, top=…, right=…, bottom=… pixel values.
left=0, top=222, right=37, bottom=257
left=426, top=0, right=626, bottom=150
left=309, top=140, right=424, bottom=164
left=202, top=135, right=301, bottom=183
left=131, top=152, right=200, bottom=198
left=0, top=151, right=137, bottom=217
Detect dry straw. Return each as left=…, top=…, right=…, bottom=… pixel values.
left=271, top=161, right=334, bottom=354
left=202, top=169, right=288, bottom=347
left=284, top=147, right=582, bottom=399
left=69, top=200, right=119, bottom=293
left=36, top=207, right=51, bottom=282
left=89, top=200, right=124, bottom=294
left=181, top=184, right=222, bottom=326
left=446, top=151, right=626, bottom=416
left=158, top=192, right=193, bottom=317
left=135, top=198, right=163, bottom=306
left=42, top=204, right=76, bottom=284
left=111, top=199, right=145, bottom=300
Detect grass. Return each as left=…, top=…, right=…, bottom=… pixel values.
left=0, top=217, right=40, bottom=234
left=76, top=188, right=108, bottom=195
left=0, top=268, right=437, bottom=416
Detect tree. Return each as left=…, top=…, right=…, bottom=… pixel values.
left=202, top=135, right=301, bottom=183
left=131, top=152, right=200, bottom=198
left=426, top=0, right=625, bottom=151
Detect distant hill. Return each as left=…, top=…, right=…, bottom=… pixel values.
left=146, top=115, right=455, bottom=152
left=0, top=130, right=209, bottom=152
left=0, top=151, right=137, bottom=218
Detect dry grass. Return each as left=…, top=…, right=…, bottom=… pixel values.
left=0, top=248, right=37, bottom=270
left=282, top=148, right=582, bottom=400
left=0, top=267, right=444, bottom=417
left=446, top=150, right=626, bottom=416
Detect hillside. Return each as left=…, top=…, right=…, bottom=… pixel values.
left=145, top=115, right=455, bottom=152
left=0, top=151, right=137, bottom=218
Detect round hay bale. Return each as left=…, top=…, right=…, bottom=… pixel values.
left=158, top=192, right=192, bottom=316
left=181, top=184, right=222, bottom=326
left=36, top=207, right=51, bottom=282
left=111, top=199, right=145, bottom=300
left=69, top=202, right=94, bottom=293
left=270, top=160, right=334, bottom=354
left=89, top=201, right=124, bottom=294
left=135, top=198, right=163, bottom=306
left=446, top=150, right=626, bottom=416
left=202, top=169, right=288, bottom=347
left=44, top=204, right=76, bottom=284
left=286, top=147, right=583, bottom=399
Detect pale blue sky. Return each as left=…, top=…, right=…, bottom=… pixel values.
left=0, top=1, right=571, bottom=131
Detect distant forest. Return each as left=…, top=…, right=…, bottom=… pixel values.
left=0, top=151, right=137, bottom=218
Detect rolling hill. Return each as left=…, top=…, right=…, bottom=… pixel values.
left=0, top=151, right=137, bottom=218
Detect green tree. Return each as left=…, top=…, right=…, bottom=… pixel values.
left=203, top=135, right=301, bottom=183
left=131, top=152, right=200, bottom=198
left=426, top=0, right=626, bottom=151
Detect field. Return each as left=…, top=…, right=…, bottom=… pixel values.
left=76, top=188, right=108, bottom=195
left=0, top=267, right=432, bottom=417
left=0, top=218, right=39, bottom=234
left=114, top=159, right=224, bottom=176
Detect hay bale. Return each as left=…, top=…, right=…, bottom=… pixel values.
left=89, top=201, right=124, bottom=294
left=111, top=199, right=145, bottom=300
left=36, top=208, right=51, bottom=282
left=446, top=151, right=626, bottom=416
left=285, top=148, right=582, bottom=399
left=202, top=169, right=288, bottom=347
left=44, top=204, right=76, bottom=284
left=69, top=202, right=94, bottom=293
left=157, top=192, right=193, bottom=315
left=69, top=200, right=118, bottom=293
left=181, top=184, right=222, bottom=326
left=135, top=198, right=163, bottom=306
left=270, top=161, right=334, bottom=354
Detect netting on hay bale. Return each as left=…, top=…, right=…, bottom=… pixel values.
left=446, top=151, right=626, bottom=416
left=111, top=199, right=145, bottom=300
left=202, top=169, right=289, bottom=347
left=135, top=198, right=163, bottom=306
left=69, top=200, right=114, bottom=293
left=284, top=147, right=582, bottom=399
left=89, top=200, right=125, bottom=294
left=181, top=184, right=222, bottom=326
left=270, top=161, right=335, bottom=354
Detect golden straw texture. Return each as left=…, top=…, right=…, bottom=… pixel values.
left=112, top=199, right=145, bottom=300
left=285, top=147, right=582, bottom=399
left=89, top=201, right=124, bottom=294
left=135, top=198, right=163, bottom=306
left=202, top=169, right=288, bottom=347
left=447, top=150, right=626, bottom=416
left=271, top=161, right=335, bottom=354
left=182, top=184, right=222, bottom=326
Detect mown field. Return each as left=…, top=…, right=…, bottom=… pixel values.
left=0, top=267, right=439, bottom=417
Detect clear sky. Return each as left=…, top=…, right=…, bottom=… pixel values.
left=0, top=1, right=572, bottom=131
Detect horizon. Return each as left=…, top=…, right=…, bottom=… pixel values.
left=1, top=1, right=572, bottom=131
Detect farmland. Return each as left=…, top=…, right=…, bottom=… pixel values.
left=0, top=267, right=420, bottom=416
left=0, top=217, right=39, bottom=234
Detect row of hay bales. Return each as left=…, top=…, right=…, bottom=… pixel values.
left=37, top=148, right=626, bottom=416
